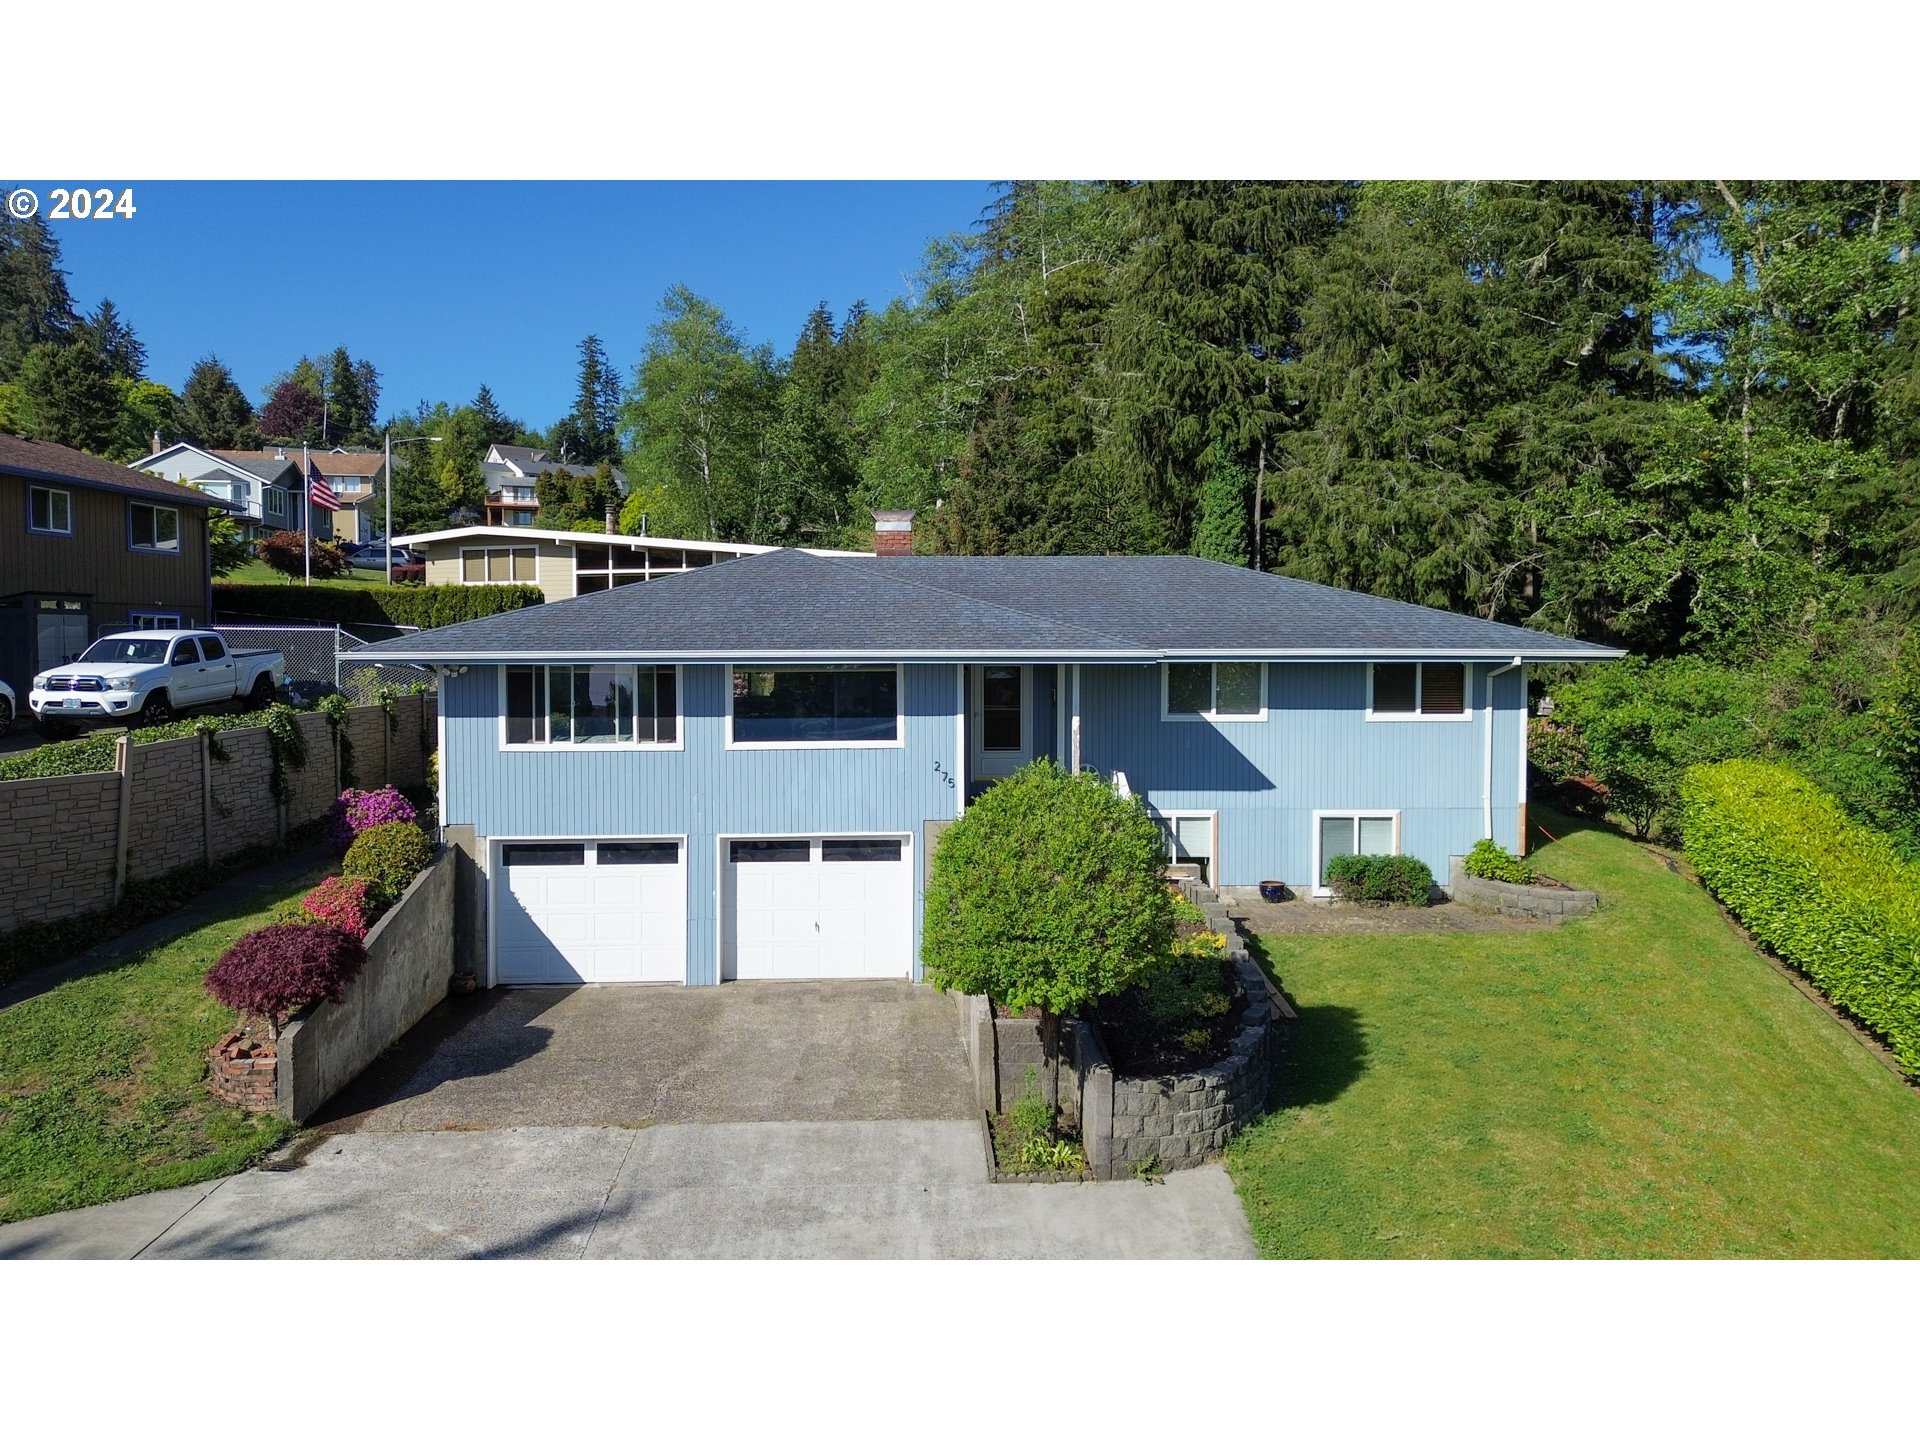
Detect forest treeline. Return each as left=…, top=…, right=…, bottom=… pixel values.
left=5, top=181, right=1917, bottom=848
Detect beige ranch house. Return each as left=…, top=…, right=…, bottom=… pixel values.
left=396, top=525, right=871, bottom=602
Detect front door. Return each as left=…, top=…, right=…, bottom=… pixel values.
left=970, top=664, right=1031, bottom=781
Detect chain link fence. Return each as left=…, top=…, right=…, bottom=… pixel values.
left=211, top=624, right=431, bottom=706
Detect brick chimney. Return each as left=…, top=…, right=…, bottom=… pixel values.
left=604, top=500, right=618, bottom=534
left=872, top=509, right=915, bottom=557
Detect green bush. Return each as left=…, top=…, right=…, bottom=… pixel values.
left=341, top=820, right=434, bottom=907
left=923, top=760, right=1175, bottom=1017
left=1463, top=838, right=1536, bottom=885
left=1324, top=853, right=1434, bottom=906
left=213, top=582, right=542, bottom=630
left=1680, top=758, right=1920, bottom=1076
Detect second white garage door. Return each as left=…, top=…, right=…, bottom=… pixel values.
left=722, top=836, right=912, bottom=980
left=495, top=839, right=687, bottom=984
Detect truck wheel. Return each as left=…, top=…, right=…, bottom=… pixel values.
left=137, top=691, right=173, bottom=727
left=246, top=674, right=275, bottom=711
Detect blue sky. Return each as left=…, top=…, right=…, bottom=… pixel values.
left=34, top=181, right=999, bottom=433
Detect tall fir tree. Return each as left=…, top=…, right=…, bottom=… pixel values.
left=17, top=341, right=120, bottom=453
left=179, top=355, right=259, bottom=449
left=0, top=212, right=77, bottom=382
left=75, top=298, right=145, bottom=380
left=548, top=335, right=623, bottom=465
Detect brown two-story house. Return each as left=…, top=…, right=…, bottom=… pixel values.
left=0, top=433, right=230, bottom=704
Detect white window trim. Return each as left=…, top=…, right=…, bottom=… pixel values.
left=485, top=833, right=690, bottom=989
left=265, top=486, right=285, bottom=518
left=130, top=610, right=183, bottom=630
left=29, top=485, right=73, bottom=536
left=1365, top=661, right=1474, bottom=722
left=1155, top=808, right=1221, bottom=889
left=1310, top=809, right=1403, bottom=898
left=496, top=663, right=685, bottom=752
left=1161, top=661, right=1268, bottom=722
left=129, top=501, right=180, bottom=553
left=725, top=663, right=907, bottom=750
left=460, top=544, right=539, bottom=586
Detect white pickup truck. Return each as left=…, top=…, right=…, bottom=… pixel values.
left=29, top=629, right=285, bottom=736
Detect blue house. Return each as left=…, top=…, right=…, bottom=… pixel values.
left=359, top=518, right=1620, bottom=988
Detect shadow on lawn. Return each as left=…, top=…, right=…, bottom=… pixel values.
left=1271, top=1003, right=1368, bottom=1110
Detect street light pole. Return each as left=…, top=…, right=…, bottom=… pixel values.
left=384, top=431, right=444, bottom=585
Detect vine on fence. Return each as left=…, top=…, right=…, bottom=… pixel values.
left=317, top=693, right=355, bottom=790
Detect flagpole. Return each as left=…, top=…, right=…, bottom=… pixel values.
left=303, top=442, right=311, bottom=586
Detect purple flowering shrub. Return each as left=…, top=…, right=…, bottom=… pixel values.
left=327, top=785, right=419, bottom=853
left=204, top=922, right=368, bottom=1037
left=300, top=875, right=376, bottom=939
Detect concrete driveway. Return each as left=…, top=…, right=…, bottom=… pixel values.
left=0, top=1121, right=1258, bottom=1259
left=315, top=980, right=977, bottom=1132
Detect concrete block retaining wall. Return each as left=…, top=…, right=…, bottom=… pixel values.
left=1448, top=856, right=1597, bottom=922
left=0, top=695, right=437, bottom=936
left=277, top=846, right=455, bottom=1123
left=954, top=888, right=1278, bottom=1180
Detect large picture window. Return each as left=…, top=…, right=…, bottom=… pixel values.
left=1163, top=661, right=1265, bottom=721
left=729, top=665, right=900, bottom=746
left=503, top=664, right=678, bottom=746
left=463, top=546, right=536, bottom=584
left=1368, top=662, right=1469, bottom=720
left=129, top=502, right=179, bottom=552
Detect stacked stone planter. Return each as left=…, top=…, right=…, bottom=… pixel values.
left=1448, top=856, right=1598, bottom=922
left=953, top=886, right=1280, bottom=1181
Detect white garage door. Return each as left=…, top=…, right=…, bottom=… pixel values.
left=722, top=836, right=912, bottom=980
left=495, top=840, right=686, bottom=984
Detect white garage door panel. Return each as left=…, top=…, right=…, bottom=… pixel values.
left=722, top=837, right=911, bottom=981
left=495, top=840, right=686, bottom=985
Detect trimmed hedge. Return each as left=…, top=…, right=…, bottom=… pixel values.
left=343, top=820, right=435, bottom=907
left=1680, top=759, right=1920, bottom=1076
left=1325, top=853, right=1435, bottom=906
left=213, top=581, right=542, bottom=629
left=0, top=708, right=297, bottom=783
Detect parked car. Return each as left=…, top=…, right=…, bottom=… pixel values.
left=29, top=630, right=286, bottom=737
left=350, top=545, right=422, bottom=570
left=0, top=677, right=14, bottom=736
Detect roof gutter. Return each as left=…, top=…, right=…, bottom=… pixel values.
left=1484, top=656, right=1523, bottom=841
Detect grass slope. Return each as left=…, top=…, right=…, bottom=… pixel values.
left=0, top=865, right=329, bottom=1224
left=225, top=559, right=391, bottom=589
left=1228, top=814, right=1920, bottom=1258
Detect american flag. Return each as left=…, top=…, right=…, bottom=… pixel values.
left=306, top=463, right=340, bottom=512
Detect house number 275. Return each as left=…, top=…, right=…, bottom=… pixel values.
left=932, top=760, right=955, bottom=789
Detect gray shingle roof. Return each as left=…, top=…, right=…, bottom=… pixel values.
left=353, top=549, right=1623, bottom=663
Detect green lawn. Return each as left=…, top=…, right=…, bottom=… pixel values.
left=0, top=865, right=328, bottom=1225
left=226, top=558, right=393, bottom=589
left=1227, top=814, right=1920, bottom=1258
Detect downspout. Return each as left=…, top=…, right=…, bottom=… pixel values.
left=1483, top=657, right=1522, bottom=840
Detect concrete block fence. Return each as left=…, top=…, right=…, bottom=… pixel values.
left=1447, top=855, right=1597, bottom=922
left=0, top=694, right=437, bottom=936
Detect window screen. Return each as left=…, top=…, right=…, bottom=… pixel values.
left=1421, top=663, right=1465, bottom=715
left=1372, top=664, right=1417, bottom=713
left=1214, top=663, right=1263, bottom=715
left=1166, top=664, right=1211, bottom=715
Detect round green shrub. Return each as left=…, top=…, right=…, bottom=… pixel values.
left=922, top=759, right=1174, bottom=1018
left=342, top=820, right=433, bottom=906
left=1325, top=853, right=1434, bottom=906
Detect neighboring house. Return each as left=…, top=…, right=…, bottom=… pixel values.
left=395, top=525, right=869, bottom=604
left=217, top=448, right=386, bottom=544
left=357, top=510, right=1622, bottom=990
left=138, top=441, right=305, bottom=539
left=480, top=444, right=628, bottom=528
left=0, top=433, right=230, bottom=703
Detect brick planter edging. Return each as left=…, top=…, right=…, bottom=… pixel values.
left=1448, top=856, right=1598, bottom=922
left=207, top=1035, right=279, bottom=1112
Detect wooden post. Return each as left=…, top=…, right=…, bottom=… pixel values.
left=112, top=734, right=134, bottom=904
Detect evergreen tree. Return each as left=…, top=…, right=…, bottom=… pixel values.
left=179, top=355, right=258, bottom=449
left=75, top=298, right=145, bottom=379
left=549, top=334, right=622, bottom=466
left=1190, top=448, right=1251, bottom=567
left=16, top=341, right=119, bottom=453
left=534, top=461, right=624, bottom=531
left=324, top=345, right=377, bottom=445
left=471, top=383, right=524, bottom=447
left=0, top=212, right=77, bottom=381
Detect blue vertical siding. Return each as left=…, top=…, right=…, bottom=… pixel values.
left=443, top=663, right=961, bottom=984
left=443, top=657, right=1531, bottom=983
left=1077, top=662, right=1527, bottom=888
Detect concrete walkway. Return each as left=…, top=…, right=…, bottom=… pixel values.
left=0, top=1122, right=1257, bottom=1259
